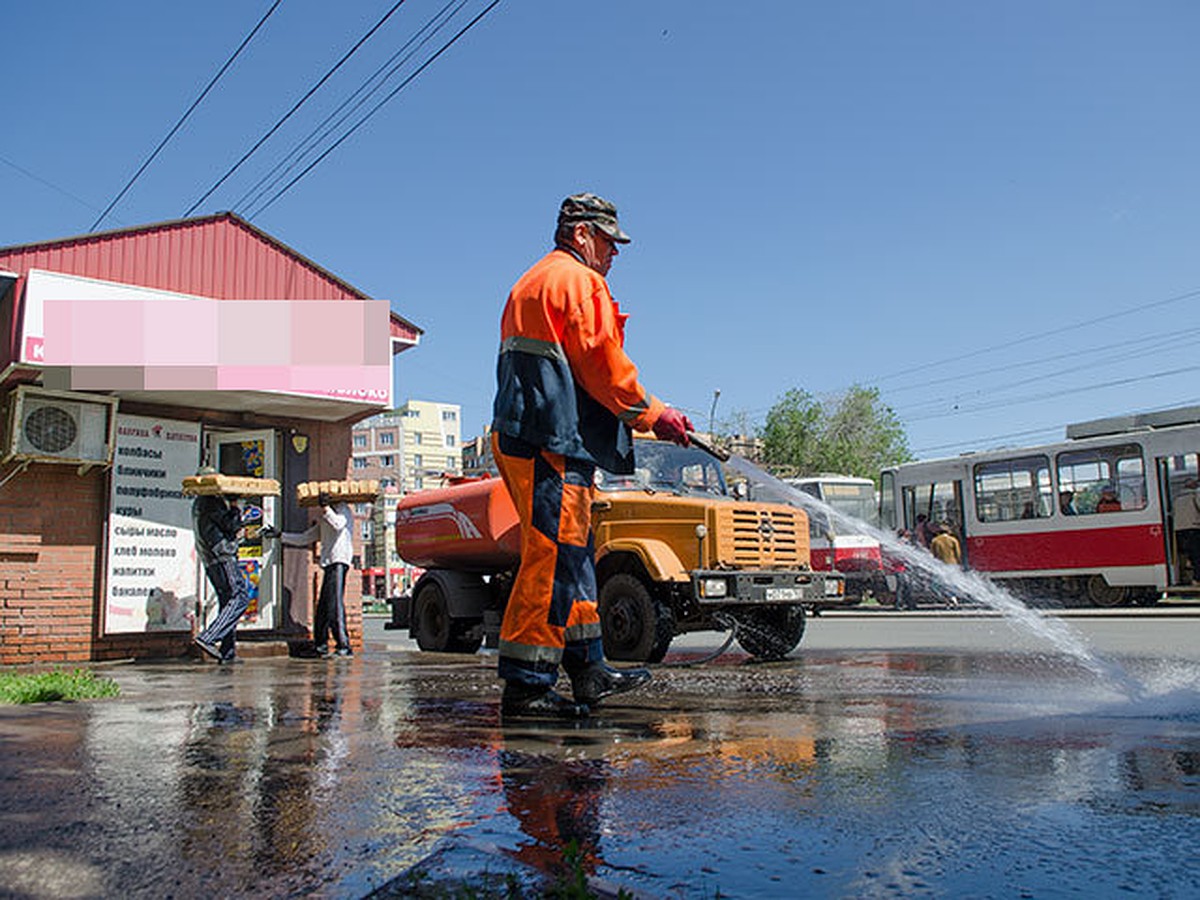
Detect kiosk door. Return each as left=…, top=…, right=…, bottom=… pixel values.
left=206, top=430, right=280, bottom=630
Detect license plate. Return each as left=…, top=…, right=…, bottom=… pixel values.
left=765, top=587, right=803, bottom=601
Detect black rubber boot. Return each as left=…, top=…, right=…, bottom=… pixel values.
left=570, top=663, right=652, bottom=706
left=501, top=683, right=590, bottom=719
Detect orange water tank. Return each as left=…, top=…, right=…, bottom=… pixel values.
left=394, top=475, right=520, bottom=571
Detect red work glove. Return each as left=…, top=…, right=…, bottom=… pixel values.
left=652, top=407, right=694, bottom=446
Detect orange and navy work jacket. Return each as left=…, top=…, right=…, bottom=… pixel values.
left=492, top=248, right=665, bottom=474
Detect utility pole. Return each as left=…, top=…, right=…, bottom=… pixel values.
left=708, top=389, right=721, bottom=437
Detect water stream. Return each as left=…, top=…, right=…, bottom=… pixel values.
left=723, top=455, right=1149, bottom=701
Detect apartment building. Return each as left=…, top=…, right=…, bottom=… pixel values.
left=349, top=399, right=462, bottom=597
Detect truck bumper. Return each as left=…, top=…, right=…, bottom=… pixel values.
left=689, top=569, right=845, bottom=606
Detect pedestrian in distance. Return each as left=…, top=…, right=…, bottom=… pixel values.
left=914, top=513, right=934, bottom=547
left=490, top=191, right=694, bottom=719
left=192, top=466, right=250, bottom=663
left=885, top=528, right=917, bottom=611
left=929, top=521, right=963, bottom=608
left=266, top=493, right=355, bottom=657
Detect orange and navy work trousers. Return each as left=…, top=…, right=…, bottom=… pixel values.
left=491, top=432, right=604, bottom=688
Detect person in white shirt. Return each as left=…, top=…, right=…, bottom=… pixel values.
left=272, top=493, right=356, bottom=657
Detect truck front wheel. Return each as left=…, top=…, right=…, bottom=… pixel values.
left=599, top=573, right=674, bottom=663
left=413, top=580, right=483, bottom=653
left=733, top=605, right=806, bottom=660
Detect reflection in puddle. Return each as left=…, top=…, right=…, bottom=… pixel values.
left=1, top=651, right=1198, bottom=898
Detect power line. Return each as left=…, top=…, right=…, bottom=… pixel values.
left=911, top=394, right=1200, bottom=456
left=893, top=330, right=1200, bottom=417
left=235, top=0, right=465, bottom=217
left=904, top=364, right=1200, bottom=423
left=90, top=0, right=284, bottom=232
left=886, top=324, right=1200, bottom=397
left=247, top=0, right=502, bottom=220
left=1, top=154, right=108, bottom=217
left=912, top=424, right=1064, bottom=456
left=184, top=0, right=409, bottom=217
left=872, top=285, right=1200, bottom=383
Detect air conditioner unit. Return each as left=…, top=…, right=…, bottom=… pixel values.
left=4, top=386, right=119, bottom=466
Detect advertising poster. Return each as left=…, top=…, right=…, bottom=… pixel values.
left=104, top=415, right=201, bottom=633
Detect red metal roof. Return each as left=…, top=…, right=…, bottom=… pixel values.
left=0, top=212, right=421, bottom=366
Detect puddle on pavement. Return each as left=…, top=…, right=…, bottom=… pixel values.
left=1, top=651, right=1199, bottom=898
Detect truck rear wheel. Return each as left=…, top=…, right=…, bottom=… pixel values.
left=599, top=573, right=674, bottom=663
left=413, top=580, right=483, bottom=653
left=733, top=605, right=806, bottom=660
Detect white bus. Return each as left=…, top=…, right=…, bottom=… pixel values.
left=784, top=475, right=886, bottom=601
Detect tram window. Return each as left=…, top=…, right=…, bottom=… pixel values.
left=974, top=455, right=1052, bottom=522
left=1056, top=443, right=1146, bottom=514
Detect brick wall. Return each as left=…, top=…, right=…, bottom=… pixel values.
left=0, top=463, right=105, bottom=665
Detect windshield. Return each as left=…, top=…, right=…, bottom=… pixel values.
left=595, top=441, right=728, bottom=497
left=819, top=482, right=880, bottom=528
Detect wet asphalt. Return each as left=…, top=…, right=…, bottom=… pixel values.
left=2, top=610, right=1200, bottom=899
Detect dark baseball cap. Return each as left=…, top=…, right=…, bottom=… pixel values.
left=557, top=192, right=631, bottom=243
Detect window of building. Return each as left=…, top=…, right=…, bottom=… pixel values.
left=361, top=521, right=372, bottom=540
left=381, top=455, right=394, bottom=467
left=354, top=503, right=368, bottom=515
left=353, top=433, right=367, bottom=448
left=442, top=410, right=457, bottom=421
left=447, top=457, right=457, bottom=470
left=413, top=454, right=422, bottom=468
left=379, top=432, right=395, bottom=446
left=445, top=434, right=456, bottom=447
left=1056, top=443, right=1146, bottom=515
left=413, top=476, right=424, bottom=490
left=974, top=455, right=1052, bottom=522
left=353, top=457, right=368, bottom=470
left=380, top=477, right=395, bottom=488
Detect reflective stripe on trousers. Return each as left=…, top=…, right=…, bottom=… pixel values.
left=491, top=432, right=604, bottom=687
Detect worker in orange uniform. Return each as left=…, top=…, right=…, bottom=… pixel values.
left=491, top=192, right=693, bottom=718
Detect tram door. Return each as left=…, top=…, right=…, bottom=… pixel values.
left=1158, top=452, right=1200, bottom=587
left=902, top=478, right=967, bottom=565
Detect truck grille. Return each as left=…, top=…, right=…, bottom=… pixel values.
left=713, top=505, right=807, bottom=568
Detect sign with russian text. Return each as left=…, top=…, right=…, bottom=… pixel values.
left=104, top=415, right=201, bottom=634
left=22, top=269, right=393, bottom=405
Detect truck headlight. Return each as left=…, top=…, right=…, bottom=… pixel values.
left=825, top=578, right=844, bottom=597
left=699, top=577, right=729, bottom=598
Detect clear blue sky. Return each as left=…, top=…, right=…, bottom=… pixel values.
left=5, top=1, right=1198, bottom=461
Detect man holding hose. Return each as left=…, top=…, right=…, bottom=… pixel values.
left=491, top=192, right=693, bottom=718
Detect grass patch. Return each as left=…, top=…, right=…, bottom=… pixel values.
left=0, top=668, right=121, bottom=704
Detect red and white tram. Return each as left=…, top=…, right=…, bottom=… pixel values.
left=879, top=407, right=1200, bottom=606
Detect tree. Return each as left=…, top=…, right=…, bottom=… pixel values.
left=759, top=385, right=911, bottom=482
